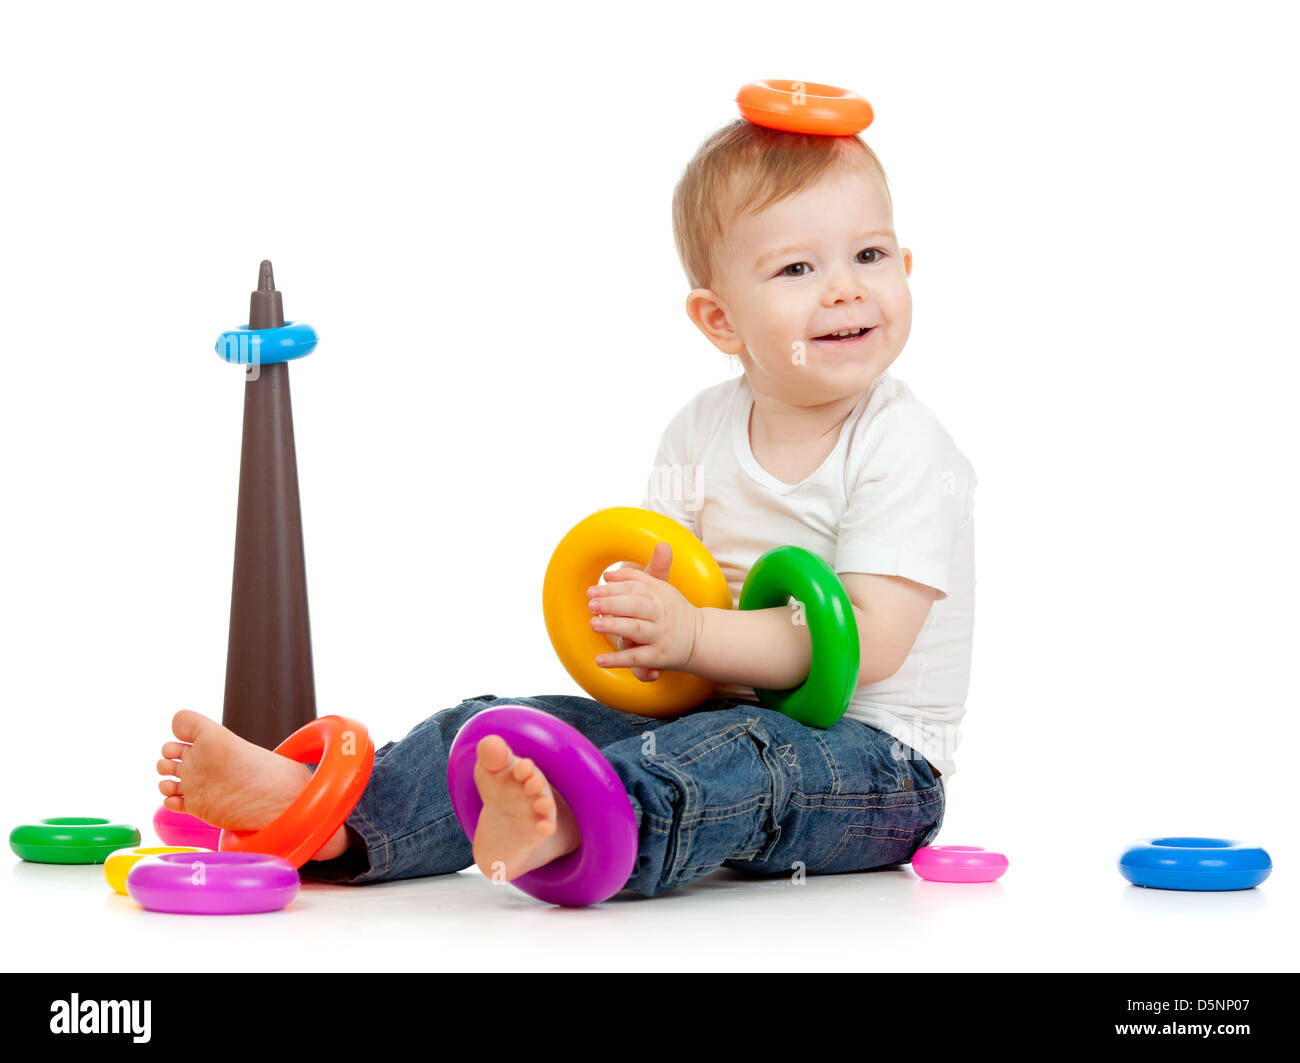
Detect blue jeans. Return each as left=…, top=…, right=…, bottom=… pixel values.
left=301, top=693, right=946, bottom=898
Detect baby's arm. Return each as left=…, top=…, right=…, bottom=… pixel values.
left=688, top=572, right=935, bottom=689
left=837, top=572, right=938, bottom=684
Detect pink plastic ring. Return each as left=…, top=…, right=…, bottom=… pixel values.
left=153, top=804, right=222, bottom=849
left=912, top=845, right=1008, bottom=883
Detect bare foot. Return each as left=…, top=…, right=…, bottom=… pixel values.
left=472, top=734, right=580, bottom=883
left=156, top=710, right=349, bottom=861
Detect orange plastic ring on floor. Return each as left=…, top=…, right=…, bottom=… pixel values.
left=543, top=507, right=734, bottom=718
left=736, top=79, right=874, bottom=137
left=219, top=715, right=375, bottom=868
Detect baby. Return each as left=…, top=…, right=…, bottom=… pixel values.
left=157, top=111, right=976, bottom=897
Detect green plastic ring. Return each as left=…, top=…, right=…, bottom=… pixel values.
left=9, top=818, right=142, bottom=864
left=738, top=546, right=860, bottom=728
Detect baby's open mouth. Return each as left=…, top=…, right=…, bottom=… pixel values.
left=813, top=326, right=874, bottom=343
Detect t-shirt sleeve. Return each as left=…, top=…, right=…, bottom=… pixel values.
left=834, top=407, right=976, bottom=601
left=639, top=407, right=700, bottom=537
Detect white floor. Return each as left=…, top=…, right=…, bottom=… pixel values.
left=4, top=832, right=1289, bottom=973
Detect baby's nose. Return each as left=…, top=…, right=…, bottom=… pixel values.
left=822, top=272, right=867, bottom=303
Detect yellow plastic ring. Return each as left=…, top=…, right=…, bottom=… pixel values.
left=543, top=507, right=733, bottom=718
left=104, top=846, right=208, bottom=895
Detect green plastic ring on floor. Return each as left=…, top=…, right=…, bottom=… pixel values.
left=738, top=546, right=860, bottom=728
left=9, top=818, right=142, bottom=864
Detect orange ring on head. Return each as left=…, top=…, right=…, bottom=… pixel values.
left=219, top=715, right=374, bottom=867
left=736, top=79, right=874, bottom=137
left=543, top=507, right=733, bottom=718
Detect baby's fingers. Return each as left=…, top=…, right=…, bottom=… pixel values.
left=624, top=640, right=661, bottom=681
left=589, top=593, right=657, bottom=621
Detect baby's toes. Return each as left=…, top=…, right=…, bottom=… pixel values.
left=475, top=734, right=512, bottom=773
left=159, top=778, right=180, bottom=798
left=510, top=756, right=538, bottom=783
left=162, top=794, right=186, bottom=813
left=521, top=769, right=556, bottom=822
left=157, top=757, right=180, bottom=778
left=161, top=741, right=189, bottom=762
left=171, top=709, right=218, bottom=744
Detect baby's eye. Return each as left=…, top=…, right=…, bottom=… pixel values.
left=780, top=262, right=812, bottom=277
left=857, top=247, right=886, bottom=264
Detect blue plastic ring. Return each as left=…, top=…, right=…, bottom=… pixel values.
left=214, top=321, right=317, bottom=366
left=1118, top=837, right=1272, bottom=891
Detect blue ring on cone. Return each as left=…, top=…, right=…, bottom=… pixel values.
left=215, top=321, right=317, bottom=366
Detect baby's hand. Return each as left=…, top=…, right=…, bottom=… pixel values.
left=595, top=546, right=677, bottom=681
left=588, top=542, right=702, bottom=681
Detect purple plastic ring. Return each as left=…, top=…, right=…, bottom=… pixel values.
left=912, top=845, right=1009, bottom=883
left=447, top=705, right=638, bottom=907
left=125, top=851, right=300, bottom=914
left=153, top=804, right=223, bottom=850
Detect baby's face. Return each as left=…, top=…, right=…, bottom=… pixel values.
left=692, top=162, right=912, bottom=405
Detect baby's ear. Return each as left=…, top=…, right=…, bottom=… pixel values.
left=903, top=249, right=913, bottom=277
left=685, top=288, right=745, bottom=355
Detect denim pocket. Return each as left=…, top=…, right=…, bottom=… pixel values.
left=806, top=820, right=934, bottom=873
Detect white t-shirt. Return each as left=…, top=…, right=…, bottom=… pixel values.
left=640, top=371, right=976, bottom=777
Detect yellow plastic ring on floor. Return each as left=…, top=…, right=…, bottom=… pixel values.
left=104, top=846, right=208, bottom=895
left=543, top=507, right=733, bottom=718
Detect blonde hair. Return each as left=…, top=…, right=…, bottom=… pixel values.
left=671, top=119, right=892, bottom=292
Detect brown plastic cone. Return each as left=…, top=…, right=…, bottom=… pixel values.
left=221, top=261, right=317, bottom=749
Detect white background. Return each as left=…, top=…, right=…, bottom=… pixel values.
left=1, top=0, right=1295, bottom=972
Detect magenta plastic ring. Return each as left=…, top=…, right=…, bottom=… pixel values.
left=125, top=851, right=300, bottom=914
left=912, top=845, right=1009, bottom=883
left=152, top=804, right=223, bottom=850
left=447, top=705, right=638, bottom=907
